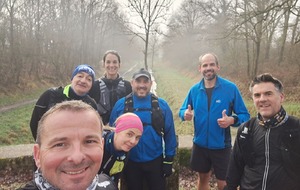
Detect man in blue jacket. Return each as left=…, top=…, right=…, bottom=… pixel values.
left=110, top=68, right=177, bottom=190
left=179, top=53, right=250, bottom=190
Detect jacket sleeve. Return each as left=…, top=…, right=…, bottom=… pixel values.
left=232, top=86, right=250, bottom=126
left=160, top=99, right=177, bottom=157
left=178, top=89, right=193, bottom=121
left=226, top=127, right=245, bottom=189
left=29, top=90, right=52, bottom=141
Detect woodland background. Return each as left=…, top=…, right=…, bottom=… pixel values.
left=0, top=0, right=300, bottom=98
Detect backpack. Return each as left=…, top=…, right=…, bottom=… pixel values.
left=123, top=93, right=165, bottom=136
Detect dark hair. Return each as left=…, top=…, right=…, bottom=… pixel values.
left=249, top=73, right=283, bottom=93
left=102, top=50, right=121, bottom=63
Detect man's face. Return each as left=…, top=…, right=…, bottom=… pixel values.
left=199, top=54, right=220, bottom=81
left=114, top=128, right=142, bottom=152
left=252, top=82, right=284, bottom=120
left=34, top=110, right=103, bottom=190
left=131, top=76, right=152, bottom=97
left=103, top=53, right=120, bottom=77
left=71, top=72, right=93, bottom=96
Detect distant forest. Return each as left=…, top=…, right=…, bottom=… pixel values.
left=0, top=0, right=300, bottom=93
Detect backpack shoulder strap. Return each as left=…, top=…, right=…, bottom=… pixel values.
left=124, top=93, right=134, bottom=113
left=151, top=94, right=165, bottom=136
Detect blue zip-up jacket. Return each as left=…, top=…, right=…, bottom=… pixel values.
left=110, top=93, right=177, bottom=162
left=179, top=76, right=250, bottom=149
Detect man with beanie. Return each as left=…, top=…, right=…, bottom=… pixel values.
left=109, top=68, right=177, bottom=190
left=99, top=113, right=143, bottom=187
left=30, top=64, right=97, bottom=140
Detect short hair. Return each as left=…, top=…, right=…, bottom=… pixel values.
left=249, top=73, right=283, bottom=93
left=199, top=53, right=219, bottom=66
left=102, top=50, right=121, bottom=63
left=36, top=100, right=102, bottom=145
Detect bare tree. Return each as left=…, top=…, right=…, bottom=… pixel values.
left=120, top=0, right=173, bottom=70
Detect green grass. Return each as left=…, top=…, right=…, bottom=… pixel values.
left=0, top=104, right=35, bottom=145
left=0, top=65, right=300, bottom=146
left=0, top=88, right=47, bottom=107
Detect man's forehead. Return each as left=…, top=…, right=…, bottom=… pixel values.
left=252, top=82, right=277, bottom=93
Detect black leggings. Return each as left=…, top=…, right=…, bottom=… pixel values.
left=124, top=156, right=166, bottom=190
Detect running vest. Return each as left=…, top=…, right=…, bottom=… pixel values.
left=100, top=131, right=128, bottom=184
left=97, top=79, right=126, bottom=115
left=123, top=93, right=165, bottom=136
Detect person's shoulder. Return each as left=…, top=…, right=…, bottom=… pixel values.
left=218, top=76, right=239, bottom=88
left=157, top=96, right=172, bottom=109
left=288, top=115, right=300, bottom=120
left=237, top=117, right=257, bottom=132
left=287, top=115, right=300, bottom=126
left=84, top=95, right=98, bottom=109
left=93, top=79, right=101, bottom=86
left=114, top=97, right=126, bottom=108
left=96, top=173, right=118, bottom=190
left=38, top=86, right=62, bottom=99
left=123, top=79, right=131, bottom=85
left=187, top=81, right=201, bottom=92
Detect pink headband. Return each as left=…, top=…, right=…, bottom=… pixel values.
left=115, top=114, right=143, bottom=133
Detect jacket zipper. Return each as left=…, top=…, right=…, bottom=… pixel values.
left=262, top=128, right=270, bottom=190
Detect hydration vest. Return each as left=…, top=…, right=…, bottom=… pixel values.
left=123, top=93, right=165, bottom=136
left=100, top=131, right=128, bottom=185
left=97, top=78, right=126, bottom=115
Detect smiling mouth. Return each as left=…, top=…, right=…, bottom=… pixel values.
left=65, top=168, right=86, bottom=175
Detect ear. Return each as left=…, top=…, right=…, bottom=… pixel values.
left=198, top=64, right=201, bottom=72
left=33, top=144, right=41, bottom=169
left=280, top=93, right=285, bottom=103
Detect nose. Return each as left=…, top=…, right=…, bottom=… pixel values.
left=259, top=94, right=267, bottom=101
left=129, top=137, right=138, bottom=145
left=67, top=144, right=86, bottom=164
left=80, top=76, right=89, bottom=83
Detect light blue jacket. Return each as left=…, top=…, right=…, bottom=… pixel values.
left=110, top=93, right=177, bottom=162
left=179, top=76, right=250, bottom=149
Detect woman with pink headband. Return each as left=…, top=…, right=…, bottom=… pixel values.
left=98, top=113, right=143, bottom=187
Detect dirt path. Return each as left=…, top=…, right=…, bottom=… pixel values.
left=0, top=99, right=36, bottom=113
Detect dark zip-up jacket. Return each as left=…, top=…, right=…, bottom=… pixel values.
left=30, top=85, right=97, bottom=140
left=226, top=116, right=300, bottom=190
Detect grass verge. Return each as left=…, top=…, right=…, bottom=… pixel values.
left=0, top=64, right=300, bottom=146
left=0, top=104, right=35, bottom=145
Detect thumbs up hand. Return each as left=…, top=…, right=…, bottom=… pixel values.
left=217, top=109, right=234, bottom=128
left=184, top=105, right=194, bottom=121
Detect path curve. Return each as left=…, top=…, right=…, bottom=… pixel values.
left=0, top=99, right=37, bottom=113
